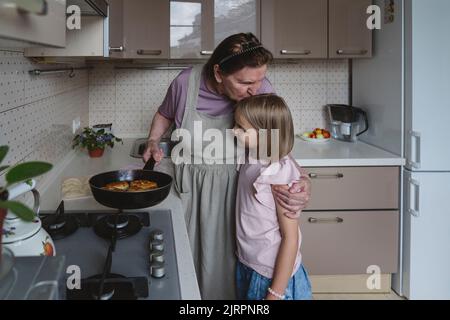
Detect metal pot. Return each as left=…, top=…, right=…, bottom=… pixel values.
left=2, top=180, right=55, bottom=257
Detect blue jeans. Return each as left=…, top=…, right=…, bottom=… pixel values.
left=236, top=261, right=312, bottom=300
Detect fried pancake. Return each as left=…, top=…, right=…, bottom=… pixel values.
left=103, top=181, right=129, bottom=191
left=129, top=179, right=157, bottom=190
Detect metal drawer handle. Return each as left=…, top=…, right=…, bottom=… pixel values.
left=308, top=173, right=344, bottom=179
left=308, top=217, right=344, bottom=224
left=336, top=49, right=368, bottom=55
left=280, top=49, right=311, bottom=55
left=408, top=131, right=421, bottom=169
left=109, top=46, right=124, bottom=52
left=1, top=0, right=48, bottom=15
left=137, top=50, right=162, bottom=56
left=200, top=50, right=213, bottom=55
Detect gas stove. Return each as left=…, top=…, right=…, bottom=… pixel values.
left=39, top=201, right=181, bottom=300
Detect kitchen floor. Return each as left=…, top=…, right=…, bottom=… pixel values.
left=313, top=291, right=405, bottom=300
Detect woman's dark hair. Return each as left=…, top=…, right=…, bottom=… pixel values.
left=203, top=33, right=273, bottom=84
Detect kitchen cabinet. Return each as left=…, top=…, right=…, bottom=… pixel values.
left=301, top=210, right=399, bottom=275
left=261, top=0, right=328, bottom=59
left=107, top=0, right=124, bottom=58
left=0, top=0, right=66, bottom=48
left=170, top=0, right=260, bottom=59
left=111, top=0, right=260, bottom=59
left=24, top=16, right=106, bottom=57
left=301, top=166, right=400, bottom=292
left=305, top=166, right=399, bottom=210
left=329, top=0, right=373, bottom=58
left=121, top=0, right=170, bottom=59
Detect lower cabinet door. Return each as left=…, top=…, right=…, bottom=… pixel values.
left=300, top=210, right=399, bottom=275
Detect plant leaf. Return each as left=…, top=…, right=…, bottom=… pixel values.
left=0, top=165, right=9, bottom=174
left=6, top=161, right=53, bottom=185
left=0, top=200, right=36, bottom=221
left=0, top=145, right=9, bottom=164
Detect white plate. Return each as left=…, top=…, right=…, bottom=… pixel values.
left=297, top=134, right=331, bottom=143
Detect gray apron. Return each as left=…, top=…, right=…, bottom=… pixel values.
left=172, top=65, right=238, bottom=300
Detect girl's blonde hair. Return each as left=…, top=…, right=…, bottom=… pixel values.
left=235, top=94, right=294, bottom=161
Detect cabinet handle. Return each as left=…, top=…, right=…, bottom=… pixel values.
left=408, top=131, right=421, bottom=169
left=1, top=0, right=48, bottom=15
left=200, top=51, right=213, bottom=55
left=109, top=46, right=124, bottom=52
left=280, top=50, right=311, bottom=55
left=137, top=50, right=162, bottom=56
left=308, top=173, right=344, bottom=179
left=336, top=49, right=368, bottom=55
left=308, top=217, right=344, bottom=224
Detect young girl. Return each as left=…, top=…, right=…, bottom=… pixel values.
left=233, top=94, right=312, bottom=300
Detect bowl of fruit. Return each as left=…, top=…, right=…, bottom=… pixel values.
left=298, top=128, right=331, bottom=143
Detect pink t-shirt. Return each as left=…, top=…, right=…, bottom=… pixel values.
left=236, top=156, right=303, bottom=279
left=157, top=67, right=275, bottom=128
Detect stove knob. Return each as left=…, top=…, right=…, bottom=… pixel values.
left=149, top=249, right=165, bottom=263
left=150, top=229, right=164, bottom=241
left=150, top=239, right=164, bottom=251
left=150, top=261, right=165, bottom=278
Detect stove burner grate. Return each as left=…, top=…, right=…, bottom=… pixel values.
left=94, top=214, right=142, bottom=239
left=65, top=273, right=149, bottom=300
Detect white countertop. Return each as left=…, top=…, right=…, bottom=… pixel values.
left=292, top=137, right=405, bottom=167
left=38, top=140, right=201, bottom=300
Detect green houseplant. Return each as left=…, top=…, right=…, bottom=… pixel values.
left=0, top=145, right=53, bottom=268
left=72, top=127, right=122, bottom=158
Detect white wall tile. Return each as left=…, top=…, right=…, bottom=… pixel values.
left=89, top=85, right=115, bottom=110
left=327, top=60, right=349, bottom=83
left=327, top=83, right=349, bottom=105
left=116, top=84, right=142, bottom=111
left=301, top=83, right=328, bottom=109
left=88, top=59, right=349, bottom=136
left=0, top=49, right=89, bottom=177
left=274, top=63, right=302, bottom=84
left=301, top=60, right=327, bottom=83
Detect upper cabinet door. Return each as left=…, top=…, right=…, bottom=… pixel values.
left=123, top=0, right=170, bottom=59
left=170, top=0, right=260, bottom=59
left=108, top=0, right=125, bottom=58
left=329, top=0, right=372, bottom=58
left=261, top=0, right=328, bottom=59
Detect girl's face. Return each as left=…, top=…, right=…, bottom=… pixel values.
left=215, top=65, right=267, bottom=102
left=233, top=112, right=258, bottom=149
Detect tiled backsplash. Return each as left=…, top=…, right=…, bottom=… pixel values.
left=0, top=49, right=89, bottom=176
left=89, top=60, right=349, bottom=136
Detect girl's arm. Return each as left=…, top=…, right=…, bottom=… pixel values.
left=266, top=184, right=300, bottom=300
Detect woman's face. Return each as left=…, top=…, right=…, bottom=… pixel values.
left=233, top=112, right=258, bottom=150
left=215, top=65, right=267, bottom=102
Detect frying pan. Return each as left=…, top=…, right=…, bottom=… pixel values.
left=89, top=158, right=173, bottom=210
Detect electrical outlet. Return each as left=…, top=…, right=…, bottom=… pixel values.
left=72, top=117, right=81, bottom=134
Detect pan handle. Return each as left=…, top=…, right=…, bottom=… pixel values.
left=143, top=157, right=156, bottom=171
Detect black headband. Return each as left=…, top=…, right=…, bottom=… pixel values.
left=218, top=42, right=263, bottom=66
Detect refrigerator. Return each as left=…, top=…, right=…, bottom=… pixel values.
left=352, top=0, right=450, bottom=299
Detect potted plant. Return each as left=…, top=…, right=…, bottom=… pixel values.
left=72, top=127, right=122, bottom=158
left=0, top=145, right=53, bottom=274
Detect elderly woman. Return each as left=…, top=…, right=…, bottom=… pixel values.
left=143, top=33, right=311, bottom=300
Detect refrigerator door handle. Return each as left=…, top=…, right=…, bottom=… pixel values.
left=408, top=178, right=420, bottom=217
left=408, top=131, right=421, bottom=169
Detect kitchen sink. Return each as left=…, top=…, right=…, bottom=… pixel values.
left=130, top=138, right=174, bottom=158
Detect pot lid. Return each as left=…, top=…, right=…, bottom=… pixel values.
left=2, top=213, right=41, bottom=244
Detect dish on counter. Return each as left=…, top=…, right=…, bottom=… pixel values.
left=297, top=128, right=331, bottom=143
